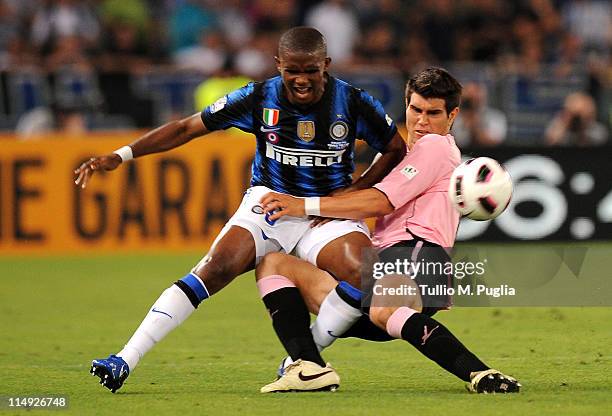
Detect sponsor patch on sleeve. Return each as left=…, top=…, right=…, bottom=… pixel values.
left=385, top=114, right=393, bottom=126
left=209, top=96, right=227, bottom=114
left=400, top=164, right=419, bottom=180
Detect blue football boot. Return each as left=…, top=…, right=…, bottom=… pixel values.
left=90, top=355, right=130, bottom=393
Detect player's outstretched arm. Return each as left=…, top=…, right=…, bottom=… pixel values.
left=341, top=132, right=405, bottom=194
left=74, top=114, right=208, bottom=189
left=261, top=188, right=394, bottom=221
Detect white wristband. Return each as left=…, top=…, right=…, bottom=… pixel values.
left=113, top=145, right=133, bottom=162
left=304, top=197, right=321, bottom=216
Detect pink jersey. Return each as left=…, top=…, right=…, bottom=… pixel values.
left=372, top=134, right=461, bottom=249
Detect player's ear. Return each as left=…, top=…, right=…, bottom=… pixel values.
left=324, top=57, right=331, bottom=70
left=448, top=107, right=460, bottom=129
left=274, top=56, right=281, bottom=72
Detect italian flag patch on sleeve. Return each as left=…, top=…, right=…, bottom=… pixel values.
left=263, top=108, right=279, bottom=126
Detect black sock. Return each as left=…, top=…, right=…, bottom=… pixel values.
left=341, top=315, right=394, bottom=341
left=400, top=313, right=489, bottom=381
left=262, top=287, right=325, bottom=367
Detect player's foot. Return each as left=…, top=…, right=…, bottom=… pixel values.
left=90, top=354, right=130, bottom=393
left=467, top=369, right=521, bottom=393
left=261, top=359, right=340, bottom=393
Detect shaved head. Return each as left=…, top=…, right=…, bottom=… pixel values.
left=278, top=26, right=327, bottom=58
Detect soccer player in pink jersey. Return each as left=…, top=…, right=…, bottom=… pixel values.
left=256, top=67, right=521, bottom=394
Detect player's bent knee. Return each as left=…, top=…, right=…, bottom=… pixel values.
left=342, top=258, right=364, bottom=282
left=327, top=257, right=363, bottom=288
left=194, top=252, right=244, bottom=287
left=317, top=233, right=370, bottom=287
left=255, top=252, right=290, bottom=281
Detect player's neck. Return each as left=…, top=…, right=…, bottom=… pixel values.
left=407, top=136, right=416, bottom=151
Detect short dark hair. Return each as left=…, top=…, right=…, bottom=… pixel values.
left=278, top=26, right=327, bottom=58
left=405, top=67, right=462, bottom=114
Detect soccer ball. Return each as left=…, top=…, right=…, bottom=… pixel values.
left=448, top=157, right=512, bottom=221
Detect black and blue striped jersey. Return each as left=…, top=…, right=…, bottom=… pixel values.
left=200, top=75, right=397, bottom=196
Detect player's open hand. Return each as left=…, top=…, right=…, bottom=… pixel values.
left=74, top=154, right=122, bottom=189
left=260, top=192, right=305, bottom=220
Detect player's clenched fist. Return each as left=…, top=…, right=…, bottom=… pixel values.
left=261, top=192, right=305, bottom=220
left=73, top=154, right=122, bottom=189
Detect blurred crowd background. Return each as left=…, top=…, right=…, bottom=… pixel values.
left=0, top=0, right=610, bottom=146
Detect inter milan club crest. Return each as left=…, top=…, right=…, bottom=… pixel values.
left=297, top=120, right=315, bottom=142
left=263, top=108, right=279, bottom=126
left=330, top=121, right=349, bottom=140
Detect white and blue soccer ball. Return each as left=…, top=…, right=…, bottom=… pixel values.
left=448, top=157, right=513, bottom=221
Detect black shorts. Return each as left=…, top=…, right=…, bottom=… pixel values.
left=377, top=239, right=453, bottom=316
left=341, top=239, right=452, bottom=342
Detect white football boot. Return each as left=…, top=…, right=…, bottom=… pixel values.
left=260, top=359, right=340, bottom=393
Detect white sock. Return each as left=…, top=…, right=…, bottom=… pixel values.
left=310, top=288, right=363, bottom=351
left=117, top=285, right=195, bottom=371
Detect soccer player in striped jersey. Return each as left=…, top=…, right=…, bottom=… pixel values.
left=257, top=67, right=521, bottom=394
left=74, top=27, right=406, bottom=392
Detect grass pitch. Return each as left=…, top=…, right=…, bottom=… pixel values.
left=1, top=251, right=611, bottom=415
